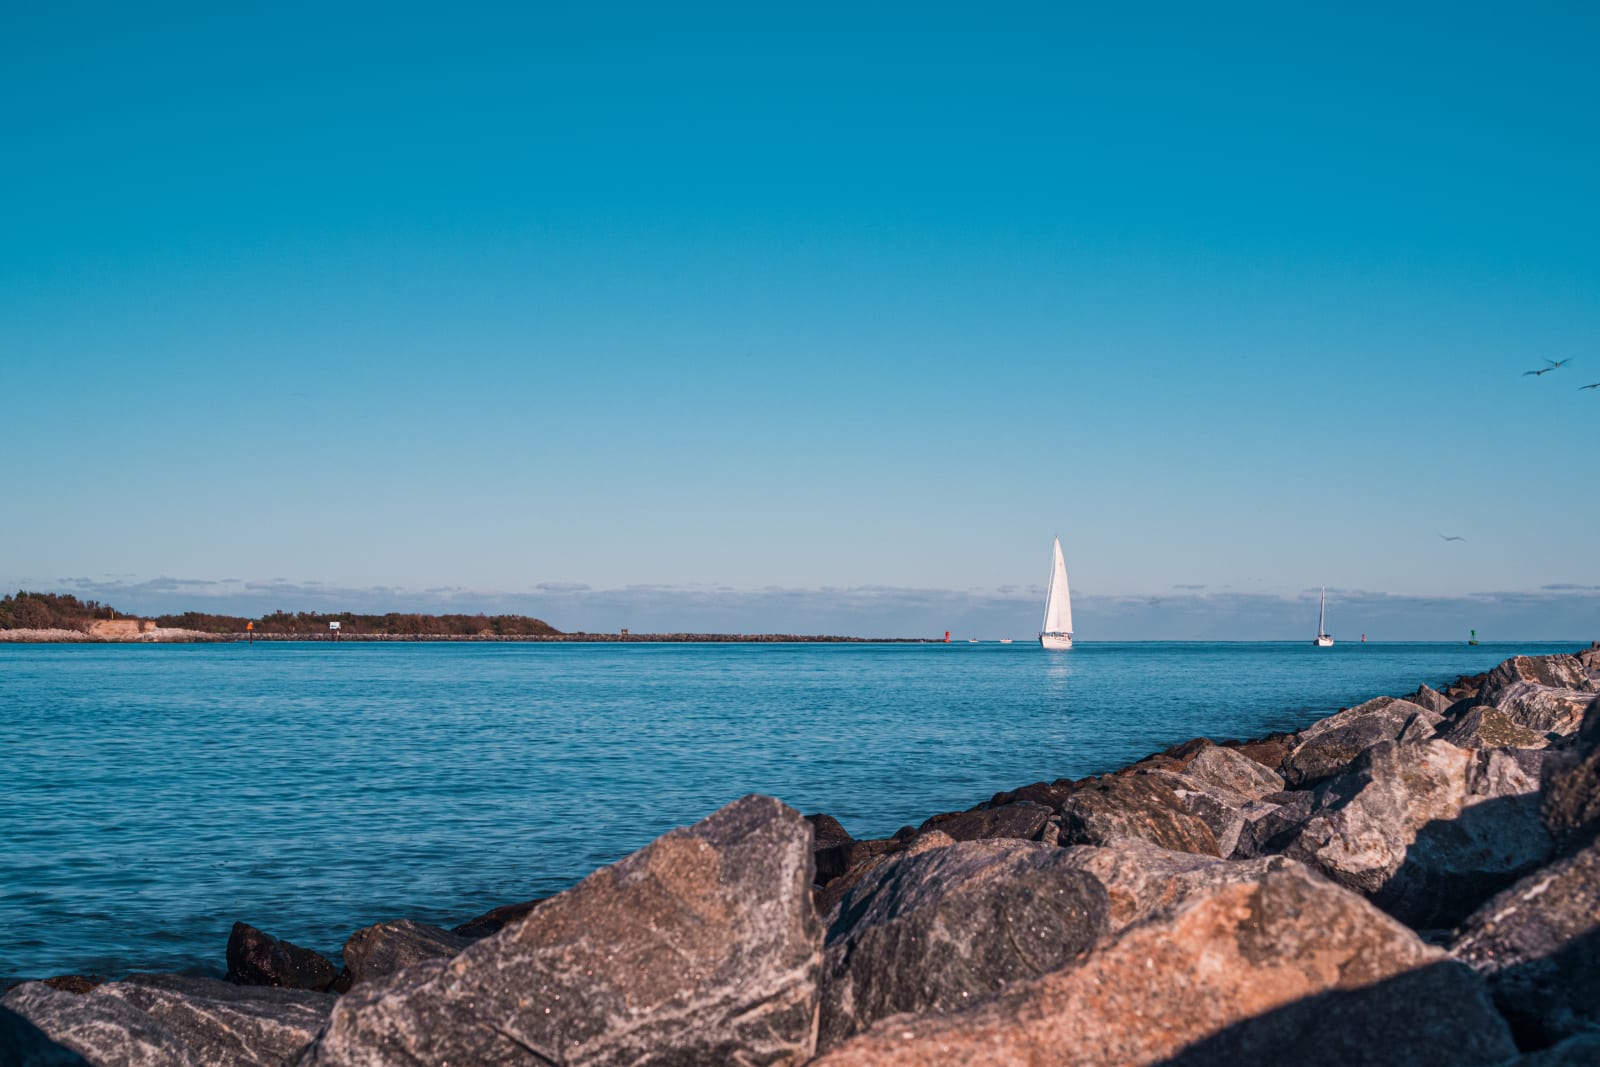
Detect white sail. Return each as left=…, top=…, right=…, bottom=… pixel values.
left=1040, top=536, right=1073, bottom=648
left=1314, top=586, right=1333, bottom=647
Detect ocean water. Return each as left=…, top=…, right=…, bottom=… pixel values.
left=0, top=639, right=1579, bottom=982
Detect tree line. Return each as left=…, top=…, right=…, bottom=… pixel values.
left=1, top=592, right=562, bottom=636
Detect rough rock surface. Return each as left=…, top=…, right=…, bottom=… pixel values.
left=336, top=919, right=472, bottom=990
left=1480, top=655, right=1595, bottom=701
left=916, top=801, right=1054, bottom=843
left=1541, top=696, right=1600, bottom=855
left=817, top=839, right=1109, bottom=1051
left=0, top=1004, right=90, bottom=1066
left=225, top=922, right=337, bottom=992
left=1056, top=773, right=1221, bottom=856
left=2, top=974, right=334, bottom=1067
left=1285, top=739, right=1553, bottom=927
left=1281, top=697, right=1430, bottom=787
left=1515, top=1033, right=1600, bottom=1065
left=1451, top=839, right=1600, bottom=1049
left=1440, top=705, right=1549, bottom=750
left=1487, top=682, right=1596, bottom=740
left=1055, top=841, right=1286, bottom=932
left=1410, top=683, right=1455, bottom=714
left=1231, top=790, right=1316, bottom=859
left=1180, top=743, right=1286, bottom=801
left=812, top=862, right=1516, bottom=1067
left=299, top=794, right=823, bottom=1067
left=815, top=832, right=950, bottom=918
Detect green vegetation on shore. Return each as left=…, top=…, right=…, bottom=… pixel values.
left=0, top=591, right=562, bottom=637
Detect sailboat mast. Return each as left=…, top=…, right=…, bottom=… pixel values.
left=1319, top=587, right=1326, bottom=634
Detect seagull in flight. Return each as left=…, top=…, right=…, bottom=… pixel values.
left=1581, top=382, right=1600, bottom=391
left=1524, top=367, right=1553, bottom=376
left=1439, top=534, right=1466, bottom=542
left=1525, top=359, right=1571, bottom=376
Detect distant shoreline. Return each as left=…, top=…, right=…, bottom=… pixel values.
left=0, top=628, right=932, bottom=644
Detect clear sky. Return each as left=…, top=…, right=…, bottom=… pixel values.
left=3, top=3, right=1598, bottom=638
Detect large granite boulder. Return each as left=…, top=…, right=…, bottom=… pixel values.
left=1182, top=743, right=1286, bottom=800
left=1485, top=682, right=1595, bottom=741
left=1056, top=841, right=1290, bottom=932
left=299, top=794, right=823, bottom=1067
left=1450, top=839, right=1600, bottom=1050
left=225, top=923, right=338, bottom=992
left=0, top=1004, right=90, bottom=1066
left=916, top=800, right=1055, bottom=842
left=2, top=974, right=334, bottom=1067
left=336, top=919, right=472, bottom=990
left=1284, top=739, right=1553, bottom=928
left=1410, top=683, right=1455, bottom=714
left=1281, top=697, right=1431, bottom=787
left=817, top=838, right=1109, bottom=1051
left=1056, top=773, right=1221, bottom=856
left=1541, top=695, right=1600, bottom=855
left=1480, top=655, right=1595, bottom=701
left=812, top=861, right=1516, bottom=1067
left=1440, top=705, right=1549, bottom=750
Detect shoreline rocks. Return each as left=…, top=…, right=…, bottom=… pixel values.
left=7, top=646, right=1599, bottom=1065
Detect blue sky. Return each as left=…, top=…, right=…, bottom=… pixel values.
left=3, top=3, right=1598, bottom=638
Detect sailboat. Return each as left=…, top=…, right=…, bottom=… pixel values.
left=1039, top=536, right=1073, bottom=650
left=1314, top=587, right=1333, bottom=647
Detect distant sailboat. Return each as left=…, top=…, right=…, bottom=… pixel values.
left=1314, top=587, right=1333, bottom=647
left=1039, top=536, right=1073, bottom=650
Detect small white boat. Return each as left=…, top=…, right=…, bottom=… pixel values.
left=1039, top=536, right=1073, bottom=650
left=999, top=638, right=1013, bottom=644
left=1314, top=587, right=1333, bottom=647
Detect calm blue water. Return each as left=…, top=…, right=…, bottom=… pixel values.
left=0, top=639, right=1578, bottom=982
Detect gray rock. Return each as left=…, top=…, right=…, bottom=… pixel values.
left=1451, top=839, right=1600, bottom=1050
left=1057, top=773, right=1222, bottom=856
left=3, top=974, right=333, bottom=1067
left=817, top=838, right=1109, bottom=1051
left=226, top=922, right=338, bottom=992
left=1231, top=790, right=1316, bottom=858
left=1542, top=695, right=1600, bottom=856
left=1480, top=654, right=1596, bottom=702
left=337, top=919, right=472, bottom=990
left=1487, top=682, right=1595, bottom=740
left=812, top=862, right=1516, bottom=1067
left=807, top=813, right=855, bottom=885
left=1411, top=683, right=1455, bottom=714
left=1145, top=770, right=1252, bottom=858
left=1398, top=708, right=1446, bottom=743
left=1440, top=705, right=1550, bottom=750
left=0, top=1004, right=91, bottom=1066
left=1281, top=697, right=1431, bottom=787
left=1284, top=739, right=1552, bottom=928
left=1182, top=744, right=1286, bottom=800
left=299, top=794, right=823, bottom=1067
left=916, top=800, right=1054, bottom=842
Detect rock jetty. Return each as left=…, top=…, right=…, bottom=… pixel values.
left=5, top=645, right=1599, bottom=1065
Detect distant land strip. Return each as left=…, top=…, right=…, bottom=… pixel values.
left=0, top=591, right=927, bottom=643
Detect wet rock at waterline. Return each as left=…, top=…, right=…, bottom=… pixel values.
left=225, top=923, right=338, bottom=993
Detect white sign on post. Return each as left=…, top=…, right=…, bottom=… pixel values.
left=329, top=621, right=341, bottom=631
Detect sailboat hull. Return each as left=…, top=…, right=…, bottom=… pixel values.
left=1040, top=633, right=1073, bottom=650
left=1314, top=636, right=1334, bottom=647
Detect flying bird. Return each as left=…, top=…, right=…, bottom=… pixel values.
left=1581, top=383, right=1600, bottom=391
left=1546, top=358, right=1571, bottom=369
left=1439, top=534, right=1466, bottom=542
left=1523, top=367, right=1553, bottom=376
